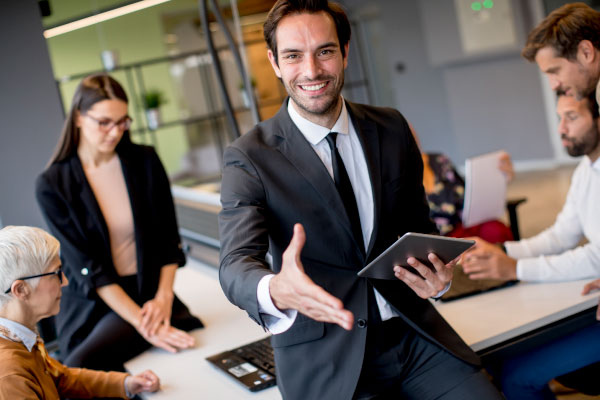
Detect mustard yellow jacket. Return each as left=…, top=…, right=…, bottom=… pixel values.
left=0, top=337, right=128, bottom=399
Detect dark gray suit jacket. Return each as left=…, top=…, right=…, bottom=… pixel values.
left=219, top=100, right=479, bottom=400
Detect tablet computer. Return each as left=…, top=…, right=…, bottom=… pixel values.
left=357, top=233, right=475, bottom=280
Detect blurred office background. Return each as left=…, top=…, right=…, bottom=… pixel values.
left=0, top=0, right=596, bottom=244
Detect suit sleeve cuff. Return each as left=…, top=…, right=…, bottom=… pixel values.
left=257, top=274, right=297, bottom=334
left=91, top=272, right=117, bottom=289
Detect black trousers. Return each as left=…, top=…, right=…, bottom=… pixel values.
left=63, top=275, right=203, bottom=372
left=353, top=317, right=504, bottom=399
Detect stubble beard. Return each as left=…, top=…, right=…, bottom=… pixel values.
left=574, top=65, right=600, bottom=101
left=286, top=72, right=345, bottom=119
left=563, top=125, right=600, bottom=157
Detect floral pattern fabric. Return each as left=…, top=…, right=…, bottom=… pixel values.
left=425, top=153, right=465, bottom=235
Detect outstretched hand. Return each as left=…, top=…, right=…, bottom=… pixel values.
left=582, top=279, right=600, bottom=320
left=269, top=224, right=354, bottom=330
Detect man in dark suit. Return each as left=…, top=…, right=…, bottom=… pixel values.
left=218, top=1, right=503, bottom=398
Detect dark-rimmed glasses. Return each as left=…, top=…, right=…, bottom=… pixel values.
left=84, top=114, right=132, bottom=133
left=4, top=268, right=63, bottom=294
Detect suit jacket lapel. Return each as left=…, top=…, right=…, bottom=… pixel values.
left=272, top=102, right=364, bottom=262
left=346, top=101, right=381, bottom=261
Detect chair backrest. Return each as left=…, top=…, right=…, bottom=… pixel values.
left=506, top=198, right=527, bottom=240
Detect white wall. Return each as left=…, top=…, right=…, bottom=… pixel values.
left=341, top=0, right=556, bottom=168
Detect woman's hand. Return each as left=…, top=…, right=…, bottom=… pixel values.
left=139, top=291, right=173, bottom=337
left=139, top=264, right=179, bottom=336
left=126, top=370, right=160, bottom=394
left=141, top=325, right=195, bottom=353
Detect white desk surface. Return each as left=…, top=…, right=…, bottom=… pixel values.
left=126, top=259, right=600, bottom=398
left=124, top=260, right=282, bottom=399
left=434, top=279, right=600, bottom=352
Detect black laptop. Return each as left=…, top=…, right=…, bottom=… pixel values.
left=206, top=337, right=276, bottom=392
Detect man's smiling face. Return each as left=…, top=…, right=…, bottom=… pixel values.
left=268, top=11, right=348, bottom=126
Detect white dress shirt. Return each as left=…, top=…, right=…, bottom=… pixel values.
left=506, top=156, right=600, bottom=281
left=257, top=98, right=441, bottom=333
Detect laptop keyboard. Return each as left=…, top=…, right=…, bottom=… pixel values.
left=206, top=336, right=277, bottom=392
left=232, top=337, right=276, bottom=376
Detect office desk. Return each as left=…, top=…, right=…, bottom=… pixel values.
left=126, top=259, right=600, bottom=398
left=125, top=260, right=282, bottom=399
left=434, top=279, right=600, bottom=359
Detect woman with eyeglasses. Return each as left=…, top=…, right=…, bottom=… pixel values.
left=0, top=225, right=161, bottom=399
left=35, top=74, right=203, bottom=373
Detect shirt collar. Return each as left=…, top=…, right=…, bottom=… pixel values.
left=589, top=155, right=600, bottom=172
left=287, top=97, right=350, bottom=145
left=0, top=317, right=38, bottom=351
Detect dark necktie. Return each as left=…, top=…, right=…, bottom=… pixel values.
left=325, top=132, right=364, bottom=254
left=325, top=133, right=380, bottom=325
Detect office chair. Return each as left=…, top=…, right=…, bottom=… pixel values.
left=506, top=197, right=527, bottom=241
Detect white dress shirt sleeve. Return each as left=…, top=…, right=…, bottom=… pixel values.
left=506, top=163, right=600, bottom=281
left=257, top=274, right=297, bottom=334
left=513, top=243, right=600, bottom=282
left=432, top=282, right=452, bottom=299
left=505, top=189, right=582, bottom=260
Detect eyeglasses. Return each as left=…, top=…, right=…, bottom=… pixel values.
left=84, top=114, right=132, bottom=132
left=4, top=268, right=63, bottom=294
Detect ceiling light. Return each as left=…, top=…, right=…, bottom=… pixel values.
left=44, top=0, right=171, bottom=39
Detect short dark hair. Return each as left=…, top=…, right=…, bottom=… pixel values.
left=557, top=90, right=600, bottom=120
left=263, top=0, right=351, bottom=65
left=522, top=3, right=600, bottom=62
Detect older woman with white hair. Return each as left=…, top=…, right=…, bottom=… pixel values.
left=0, top=225, right=160, bottom=399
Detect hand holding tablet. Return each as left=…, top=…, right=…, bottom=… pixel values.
left=357, top=233, right=475, bottom=280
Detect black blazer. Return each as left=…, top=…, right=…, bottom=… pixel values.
left=36, top=143, right=186, bottom=354
left=219, top=100, right=479, bottom=400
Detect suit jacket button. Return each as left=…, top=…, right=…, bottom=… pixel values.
left=357, top=319, right=367, bottom=328
left=81, top=268, right=89, bottom=276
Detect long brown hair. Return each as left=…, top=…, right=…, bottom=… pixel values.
left=48, top=74, right=130, bottom=165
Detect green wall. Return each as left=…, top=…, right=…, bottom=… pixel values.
left=44, top=0, right=201, bottom=174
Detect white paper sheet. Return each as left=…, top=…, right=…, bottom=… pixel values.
left=462, top=151, right=507, bottom=228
